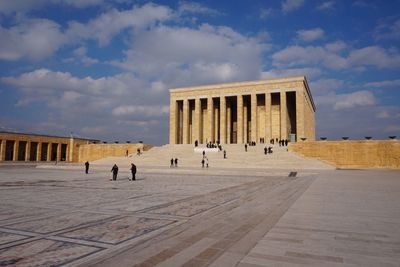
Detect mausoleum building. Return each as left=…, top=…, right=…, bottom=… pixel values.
left=169, top=76, right=315, bottom=144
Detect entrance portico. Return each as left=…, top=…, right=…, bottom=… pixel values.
left=169, top=76, right=316, bottom=144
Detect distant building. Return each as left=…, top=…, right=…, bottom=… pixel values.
left=169, top=76, right=316, bottom=144
left=0, top=131, right=98, bottom=162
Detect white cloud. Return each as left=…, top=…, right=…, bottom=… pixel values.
left=334, top=91, right=375, bottom=110
left=376, top=110, right=390, bottom=118
left=272, top=44, right=400, bottom=70
left=310, top=79, right=343, bottom=95
left=112, top=105, right=169, bottom=116
left=282, top=0, right=305, bottom=13
left=374, top=18, right=400, bottom=40
left=272, top=45, right=348, bottom=69
left=317, top=1, right=335, bottom=10
left=0, top=0, right=107, bottom=15
left=364, top=79, right=400, bottom=88
left=259, top=8, right=272, bottom=20
left=325, top=40, right=347, bottom=52
left=297, top=28, right=324, bottom=42
left=0, top=19, right=66, bottom=60
left=111, top=24, right=266, bottom=86
left=66, top=3, right=173, bottom=46
left=71, top=46, right=99, bottom=65
left=348, top=46, right=400, bottom=69
left=177, top=1, right=221, bottom=16
left=261, top=67, right=322, bottom=79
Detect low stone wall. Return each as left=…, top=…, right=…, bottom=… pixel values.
left=289, top=140, right=400, bottom=169
left=78, top=143, right=153, bottom=162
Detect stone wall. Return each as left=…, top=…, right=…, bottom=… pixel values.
left=289, top=140, right=400, bottom=169
left=78, top=143, right=153, bottom=162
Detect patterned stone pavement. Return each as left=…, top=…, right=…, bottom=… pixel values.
left=0, top=167, right=399, bottom=266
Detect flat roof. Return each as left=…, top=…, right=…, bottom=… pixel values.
left=0, top=131, right=99, bottom=141
left=170, top=76, right=306, bottom=92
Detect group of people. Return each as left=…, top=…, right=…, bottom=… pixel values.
left=264, top=146, right=273, bottom=155
left=170, top=158, right=178, bottom=167
left=270, top=138, right=289, bottom=146
left=84, top=161, right=137, bottom=181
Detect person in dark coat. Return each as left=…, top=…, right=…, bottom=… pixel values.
left=170, top=158, right=174, bottom=167
left=130, top=163, right=136, bottom=181
left=111, top=164, right=118, bottom=181
left=245, top=144, right=248, bottom=152
left=84, top=161, right=89, bottom=174
left=264, top=147, right=267, bottom=155
left=201, top=159, right=205, bottom=168
left=223, top=150, right=227, bottom=159
left=174, top=158, right=178, bottom=167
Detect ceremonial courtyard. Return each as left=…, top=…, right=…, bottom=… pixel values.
left=0, top=165, right=399, bottom=267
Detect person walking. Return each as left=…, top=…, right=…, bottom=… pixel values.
left=174, top=158, right=178, bottom=167
left=223, top=150, right=227, bottom=159
left=206, top=157, right=209, bottom=168
left=130, top=163, right=136, bottom=181
left=170, top=158, right=174, bottom=167
left=245, top=143, right=248, bottom=152
left=264, top=147, right=267, bottom=155
left=201, top=158, right=205, bottom=168
left=111, top=164, right=119, bottom=181
left=84, top=161, right=89, bottom=174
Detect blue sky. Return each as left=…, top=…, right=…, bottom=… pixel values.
left=0, top=0, right=399, bottom=144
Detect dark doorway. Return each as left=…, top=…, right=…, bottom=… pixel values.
left=41, top=143, right=48, bottom=161
left=61, top=144, right=67, bottom=161
left=51, top=143, right=58, bottom=161
left=18, top=141, right=27, bottom=161
left=287, top=92, right=297, bottom=139
left=5, top=141, right=14, bottom=161
left=30, top=142, right=38, bottom=161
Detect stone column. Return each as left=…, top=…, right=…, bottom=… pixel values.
left=227, top=102, right=231, bottom=144
left=243, top=103, right=248, bottom=144
left=47, top=143, right=52, bottom=161
left=265, top=92, right=272, bottom=142
left=0, top=140, right=5, bottom=161
left=280, top=91, right=287, bottom=140
left=251, top=93, right=257, bottom=142
left=207, top=97, right=214, bottom=143
left=194, top=98, right=201, bottom=143
left=182, top=98, right=190, bottom=144
left=57, top=143, right=62, bottom=161
left=68, top=138, right=74, bottom=162
left=13, top=140, right=19, bottom=161
left=169, top=98, right=177, bottom=144
left=220, top=97, right=226, bottom=144
left=25, top=141, right=31, bottom=161
left=237, top=95, right=243, bottom=144
left=37, top=142, right=42, bottom=161
left=296, top=90, right=305, bottom=141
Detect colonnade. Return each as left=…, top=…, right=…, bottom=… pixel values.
left=0, top=139, right=69, bottom=162
left=170, top=90, right=303, bottom=144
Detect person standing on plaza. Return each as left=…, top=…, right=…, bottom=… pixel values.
left=174, top=158, right=178, bottom=167
left=84, top=161, right=89, bottom=174
left=223, top=150, right=227, bottom=159
left=111, top=164, right=119, bottom=181
left=201, top=158, right=205, bottom=168
left=130, top=163, right=136, bottom=181
left=245, top=143, right=248, bottom=152
left=170, top=158, right=174, bottom=167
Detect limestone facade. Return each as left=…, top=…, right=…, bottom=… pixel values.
left=78, top=143, right=153, bottom=162
left=169, top=76, right=315, bottom=144
left=289, top=140, right=400, bottom=169
left=0, top=131, right=98, bottom=163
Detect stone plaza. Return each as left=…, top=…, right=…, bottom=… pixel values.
left=0, top=165, right=399, bottom=267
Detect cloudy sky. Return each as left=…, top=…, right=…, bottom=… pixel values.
left=0, top=0, right=399, bottom=144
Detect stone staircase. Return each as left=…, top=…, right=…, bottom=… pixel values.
left=90, top=144, right=335, bottom=171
